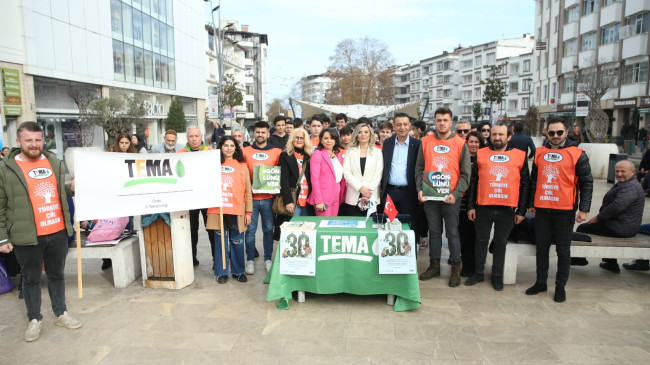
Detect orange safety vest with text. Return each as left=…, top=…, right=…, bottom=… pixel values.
left=207, top=158, right=247, bottom=216
left=421, top=134, right=465, bottom=194
left=476, top=148, right=526, bottom=207
left=533, top=146, right=583, bottom=210
left=15, top=157, right=66, bottom=236
left=294, top=152, right=309, bottom=207
left=242, top=146, right=282, bottom=200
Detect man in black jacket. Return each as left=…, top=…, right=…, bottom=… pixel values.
left=509, top=122, right=536, bottom=159
left=576, top=160, right=645, bottom=273
left=465, top=122, right=530, bottom=290
left=526, top=117, right=593, bottom=303
left=380, top=113, right=422, bottom=240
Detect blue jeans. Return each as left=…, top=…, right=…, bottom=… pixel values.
left=294, top=205, right=308, bottom=217
left=423, top=199, right=461, bottom=262
left=213, top=215, right=245, bottom=277
left=245, top=198, right=275, bottom=261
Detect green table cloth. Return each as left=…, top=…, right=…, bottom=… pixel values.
left=265, top=216, right=421, bottom=311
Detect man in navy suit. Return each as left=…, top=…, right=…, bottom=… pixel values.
left=381, top=113, right=423, bottom=239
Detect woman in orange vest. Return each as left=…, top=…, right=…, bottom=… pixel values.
left=207, top=136, right=253, bottom=284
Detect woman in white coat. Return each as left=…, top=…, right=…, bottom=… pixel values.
left=342, top=122, right=384, bottom=216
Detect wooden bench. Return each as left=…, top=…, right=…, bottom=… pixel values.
left=503, top=235, right=650, bottom=285
left=69, top=236, right=141, bottom=288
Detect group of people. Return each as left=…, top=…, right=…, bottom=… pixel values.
left=1, top=111, right=647, bottom=343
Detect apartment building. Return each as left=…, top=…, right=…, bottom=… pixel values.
left=300, top=73, right=335, bottom=104
left=0, top=0, right=205, bottom=158
left=392, top=35, right=534, bottom=123
left=205, top=21, right=268, bottom=130
left=534, top=0, right=650, bottom=139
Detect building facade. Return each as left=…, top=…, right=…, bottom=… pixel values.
left=205, top=22, right=267, bottom=130
left=0, top=0, right=205, bottom=159
left=300, top=73, right=335, bottom=104
left=533, top=0, right=650, bottom=142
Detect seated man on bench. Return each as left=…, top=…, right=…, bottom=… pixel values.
left=576, top=160, right=645, bottom=272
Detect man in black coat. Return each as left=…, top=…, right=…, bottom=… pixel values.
left=577, top=160, right=645, bottom=273
left=380, top=113, right=422, bottom=239
left=509, top=122, right=536, bottom=159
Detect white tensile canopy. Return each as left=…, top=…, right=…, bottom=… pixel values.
left=294, top=100, right=423, bottom=120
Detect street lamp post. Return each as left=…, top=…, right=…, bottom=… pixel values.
left=205, top=0, right=223, bottom=120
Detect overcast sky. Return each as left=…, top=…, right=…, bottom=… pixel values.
left=204, top=0, right=535, bottom=105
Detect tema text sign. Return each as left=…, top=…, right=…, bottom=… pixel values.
left=74, top=150, right=222, bottom=220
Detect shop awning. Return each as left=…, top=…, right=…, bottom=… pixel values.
left=294, top=100, right=423, bottom=120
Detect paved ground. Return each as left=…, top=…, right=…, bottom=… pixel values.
left=0, top=179, right=649, bottom=364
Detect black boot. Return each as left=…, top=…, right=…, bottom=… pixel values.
left=525, top=282, right=547, bottom=295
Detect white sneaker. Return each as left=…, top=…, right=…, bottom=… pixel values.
left=24, top=319, right=42, bottom=342
left=55, top=311, right=82, bottom=330
left=245, top=260, right=255, bottom=275
left=264, top=260, right=272, bottom=272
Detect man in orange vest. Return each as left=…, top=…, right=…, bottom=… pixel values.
left=242, top=121, right=282, bottom=275
left=526, top=117, right=593, bottom=303
left=465, top=122, right=530, bottom=290
left=178, top=126, right=214, bottom=266
left=415, top=107, right=471, bottom=287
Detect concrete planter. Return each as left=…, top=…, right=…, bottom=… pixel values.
left=578, top=143, right=619, bottom=179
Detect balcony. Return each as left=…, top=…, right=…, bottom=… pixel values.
left=564, top=0, right=580, bottom=9
left=578, top=49, right=597, bottom=68
left=563, top=22, right=579, bottom=42
left=622, top=33, right=649, bottom=59
left=580, top=12, right=599, bottom=34
left=624, top=0, right=650, bottom=17
left=600, top=1, right=622, bottom=27
left=561, top=55, right=578, bottom=73
left=598, top=42, right=620, bottom=63
left=620, top=83, right=646, bottom=98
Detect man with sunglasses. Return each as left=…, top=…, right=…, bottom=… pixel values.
left=526, top=117, right=593, bottom=303
left=455, top=122, right=471, bottom=140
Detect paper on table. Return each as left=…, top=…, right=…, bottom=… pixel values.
left=318, top=220, right=366, bottom=228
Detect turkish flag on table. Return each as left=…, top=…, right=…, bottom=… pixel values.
left=384, top=195, right=399, bottom=223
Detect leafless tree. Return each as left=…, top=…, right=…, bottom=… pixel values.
left=576, top=61, right=618, bottom=143
left=67, top=85, right=98, bottom=147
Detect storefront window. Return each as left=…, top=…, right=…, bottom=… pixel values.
left=167, top=25, right=174, bottom=58
left=145, top=51, right=153, bottom=86
left=113, top=40, right=125, bottom=81
left=111, top=0, right=122, bottom=39
left=122, top=4, right=133, bottom=44
left=142, top=14, right=151, bottom=50
left=37, top=118, right=82, bottom=162
left=124, top=44, right=135, bottom=83
left=134, top=48, right=144, bottom=84
left=132, top=9, right=143, bottom=47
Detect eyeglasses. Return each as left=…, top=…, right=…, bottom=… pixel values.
left=481, top=128, right=490, bottom=132
left=294, top=136, right=305, bottom=140
left=547, top=130, right=565, bottom=137
left=456, top=129, right=470, bottom=134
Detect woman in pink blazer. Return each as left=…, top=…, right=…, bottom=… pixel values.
left=307, top=129, right=346, bottom=216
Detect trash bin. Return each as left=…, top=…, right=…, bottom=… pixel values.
left=607, top=153, right=628, bottom=183
left=134, top=211, right=194, bottom=289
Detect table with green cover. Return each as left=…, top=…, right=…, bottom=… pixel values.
left=264, top=216, right=421, bottom=311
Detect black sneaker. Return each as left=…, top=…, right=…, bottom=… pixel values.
left=570, top=257, right=589, bottom=266
left=599, top=261, right=620, bottom=273
left=554, top=286, right=566, bottom=303
left=623, top=260, right=650, bottom=271
left=217, top=276, right=228, bottom=284
left=234, top=274, right=248, bottom=283
left=491, top=276, right=504, bottom=291
left=101, top=259, right=112, bottom=270
left=525, top=282, right=547, bottom=295
left=193, top=258, right=200, bottom=266
left=464, top=274, right=484, bottom=286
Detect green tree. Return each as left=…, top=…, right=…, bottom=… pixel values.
left=472, top=102, right=482, bottom=123
left=480, top=63, right=507, bottom=117
left=166, top=96, right=186, bottom=132
left=88, top=94, right=147, bottom=148
left=220, top=74, right=243, bottom=109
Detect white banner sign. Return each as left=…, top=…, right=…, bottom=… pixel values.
left=74, top=150, right=222, bottom=221
left=378, top=230, right=417, bottom=274
left=208, top=95, right=219, bottom=119
left=279, top=229, right=316, bottom=276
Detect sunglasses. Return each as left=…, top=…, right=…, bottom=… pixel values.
left=456, top=129, right=470, bottom=134
left=481, top=128, right=490, bottom=132
left=547, top=130, right=565, bottom=137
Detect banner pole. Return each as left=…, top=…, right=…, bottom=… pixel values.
left=220, top=211, right=226, bottom=269
left=75, top=220, right=83, bottom=298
